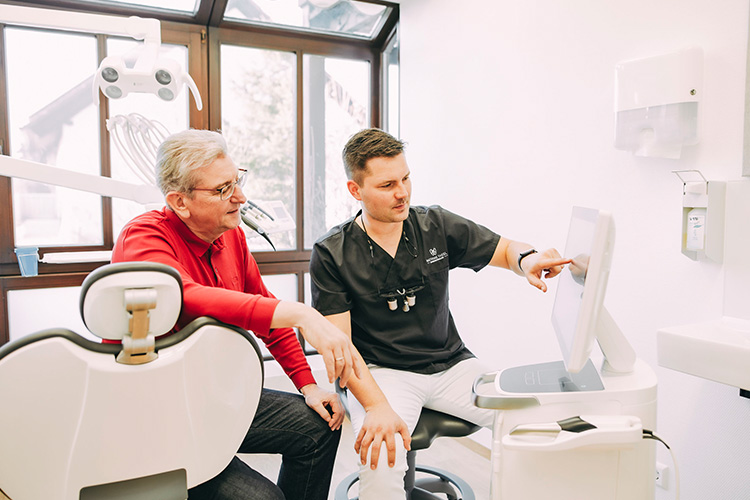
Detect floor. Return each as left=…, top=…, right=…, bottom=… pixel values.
left=0, top=370, right=492, bottom=500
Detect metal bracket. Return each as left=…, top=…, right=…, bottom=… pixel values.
left=116, top=288, right=158, bottom=365
left=673, top=169, right=707, bottom=195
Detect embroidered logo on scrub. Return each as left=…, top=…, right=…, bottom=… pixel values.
left=426, top=247, right=448, bottom=264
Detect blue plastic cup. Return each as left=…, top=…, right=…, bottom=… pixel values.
left=14, top=247, right=39, bottom=277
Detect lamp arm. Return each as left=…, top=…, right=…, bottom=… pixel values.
left=0, top=155, right=163, bottom=206
left=0, top=4, right=161, bottom=44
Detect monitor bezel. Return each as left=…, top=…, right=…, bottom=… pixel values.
left=551, top=206, right=616, bottom=373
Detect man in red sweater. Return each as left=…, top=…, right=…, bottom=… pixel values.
left=112, top=129, right=408, bottom=499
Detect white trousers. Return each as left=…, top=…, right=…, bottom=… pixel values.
left=347, top=358, right=495, bottom=500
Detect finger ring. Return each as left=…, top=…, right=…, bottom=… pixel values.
left=335, top=357, right=344, bottom=361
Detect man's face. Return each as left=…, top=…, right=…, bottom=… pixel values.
left=181, top=155, right=247, bottom=242
left=349, top=153, right=411, bottom=224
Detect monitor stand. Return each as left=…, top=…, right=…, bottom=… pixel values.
left=497, top=358, right=604, bottom=393
left=473, top=358, right=657, bottom=500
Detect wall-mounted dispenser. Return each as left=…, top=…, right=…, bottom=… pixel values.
left=657, top=180, right=750, bottom=394
left=673, top=170, right=725, bottom=262
left=614, top=47, right=703, bottom=159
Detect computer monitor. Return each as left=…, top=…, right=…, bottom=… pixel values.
left=551, top=207, right=636, bottom=374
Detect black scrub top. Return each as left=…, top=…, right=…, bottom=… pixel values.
left=310, top=205, right=501, bottom=373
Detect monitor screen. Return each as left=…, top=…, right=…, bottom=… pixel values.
left=551, top=207, right=615, bottom=373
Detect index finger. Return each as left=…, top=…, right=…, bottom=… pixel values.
left=328, top=402, right=345, bottom=430
left=337, top=354, right=353, bottom=387
left=368, top=435, right=383, bottom=469
left=322, top=349, right=337, bottom=384
left=309, top=400, right=332, bottom=425
left=537, top=257, right=572, bottom=269
left=358, top=432, right=374, bottom=466
left=354, top=427, right=369, bottom=457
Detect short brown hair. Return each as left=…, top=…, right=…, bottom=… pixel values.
left=342, top=128, right=405, bottom=184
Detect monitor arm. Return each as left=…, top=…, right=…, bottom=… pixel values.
left=596, top=307, right=637, bottom=374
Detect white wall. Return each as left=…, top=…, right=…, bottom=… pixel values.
left=399, top=1, right=750, bottom=499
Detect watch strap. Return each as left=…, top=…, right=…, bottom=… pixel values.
left=518, top=249, right=538, bottom=272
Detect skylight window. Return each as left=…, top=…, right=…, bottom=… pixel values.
left=77, top=0, right=200, bottom=15
left=224, top=0, right=391, bottom=40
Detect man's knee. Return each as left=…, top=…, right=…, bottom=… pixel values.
left=254, top=388, right=341, bottom=453
left=319, top=423, right=342, bottom=452
left=356, top=435, right=409, bottom=499
left=188, top=457, right=284, bottom=500
left=293, top=416, right=342, bottom=458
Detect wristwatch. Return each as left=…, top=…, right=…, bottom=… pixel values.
left=517, top=248, right=538, bottom=272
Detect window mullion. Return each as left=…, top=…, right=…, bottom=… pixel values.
left=97, top=34, right=114, bottom=248
left=296, top=50, right=305, bottom=253
left=0, top=25, right=16, bottom=266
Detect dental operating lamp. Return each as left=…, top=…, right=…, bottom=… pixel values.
left=0, top=4, right=202, bottom=110
left=0, top=4, right=202, bottom=207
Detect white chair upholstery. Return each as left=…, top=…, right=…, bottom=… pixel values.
left=0, top=262, right=264, bottom=500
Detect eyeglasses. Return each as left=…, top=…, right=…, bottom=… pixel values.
left=192, top=169, right=247, bottom=201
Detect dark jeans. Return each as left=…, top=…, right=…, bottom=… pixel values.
left=189, top=388, right=341, bottom=500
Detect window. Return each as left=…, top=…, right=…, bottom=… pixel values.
left=224, top=0, right=393, bottom=40
left=0, top=16, right=202, bottom=274
left=0, top=0, right=399, bottom=345
left=6, top=27, right=103, bottom=248
left=220, top=44, right=297, bottom=251
left=303, top=54, right=370, bottom=248
left=80, top=0, right=200, bottom=15
left=382, top=27, right=399, bottom=138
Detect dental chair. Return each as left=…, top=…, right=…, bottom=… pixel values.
left=0, top=262, right=264, bottom=500
left=334, top=384, right=480, bottom=500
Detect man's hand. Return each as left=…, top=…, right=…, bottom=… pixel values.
left=272, top=302, right=363, bottom=387
left=300, top=384, right=345, bottom=430
left=521, top=248, right=571, bottom=292
left=354, top=403, right=411, bottom=469
left=297, top=310, right=363, bottom=387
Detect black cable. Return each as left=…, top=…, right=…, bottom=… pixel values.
left=643, top=429, right=679, bottom=499
left=642, top=429, right=670, bottom=449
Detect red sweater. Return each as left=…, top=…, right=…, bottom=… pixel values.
left=111, top=207, right=315, bottom=390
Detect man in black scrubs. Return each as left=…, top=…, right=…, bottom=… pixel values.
left=310, top=128, right=570, bottom=499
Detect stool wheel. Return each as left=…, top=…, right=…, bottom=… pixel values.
left=334, top=463, right=475, bottom=500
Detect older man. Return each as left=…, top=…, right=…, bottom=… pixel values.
left=112, top=129, right=408, bottom=499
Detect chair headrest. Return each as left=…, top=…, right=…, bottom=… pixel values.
left=79, top=262, right=183, bottom=341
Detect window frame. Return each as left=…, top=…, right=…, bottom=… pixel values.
left=208, top=24, right=382, bottom=267
left=0, top=20, right=208, bottom=275
left=0, top=0, right=399, bottom=345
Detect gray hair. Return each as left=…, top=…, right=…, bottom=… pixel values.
left=156, top=129, right=229, bottom=195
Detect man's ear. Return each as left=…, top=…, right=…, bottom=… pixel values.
left=166, top=191, right=190, bottom=219
left=346, top=179, right=362, bottom=201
